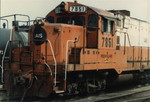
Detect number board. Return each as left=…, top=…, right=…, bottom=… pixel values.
left=69, top=6, right=87, bottom=13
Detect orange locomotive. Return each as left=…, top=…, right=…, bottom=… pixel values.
left=3, top=1, right=150, bottom=97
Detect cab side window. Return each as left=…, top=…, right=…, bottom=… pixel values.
left=46, top=16, right=54, bottom=23
left=102, top=17, right=114, bottom=34
left=57, top=17, right=70, bottom=24
left=88, top=14, right=98, bottom=31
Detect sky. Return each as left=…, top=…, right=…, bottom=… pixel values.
left=0, top=0, right=150, bottom=28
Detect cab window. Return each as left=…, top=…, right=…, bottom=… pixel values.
left=46, top=16, right=54, bottom=23
left=57, top=17, right=70, bottom=24
left=72, top=16, right=85, bottom=26
left=88, top=14, right=98, bottom=31
left=102, top=17, right=114, bottom=34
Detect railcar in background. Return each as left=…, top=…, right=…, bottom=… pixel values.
left=2, top=1, right=150, bottom=97
left=0, top=14, right=30, bottom=83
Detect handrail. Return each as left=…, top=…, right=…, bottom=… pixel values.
left=65, top=40, right=76, bottom=80
left=126, top=33, right=132, bottom=46
left=1, top=40, right=10, bottom=83
left=1, top=27, right=13, bottom=83
left=45, top=62, right=53, bottom=76
left=47, top=40, right=57, bottom=86
left=1, top=40, right=21, bottom=83
left=0, top=14, right=30, bottom=22
left=0, top=14, right=31, bottom=27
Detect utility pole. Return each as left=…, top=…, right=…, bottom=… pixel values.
left=0, top=0, right=1, bottom=28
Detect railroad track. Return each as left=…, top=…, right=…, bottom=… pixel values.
left=68, top=84, right=150, bottom=102
left=1, top=84, right=150, bottom=102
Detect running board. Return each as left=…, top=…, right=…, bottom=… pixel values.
left=88, top=83, right=97, bottom=88
left=0, top=85, right=6, bottom=91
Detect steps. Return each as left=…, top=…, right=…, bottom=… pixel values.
left=0, top=84, right=6, bottom=91
left=55, top=90, right=65, bottom=94
left=53, top=72, right=65, bottom=94
left=53, top=86, right=65, bottom=94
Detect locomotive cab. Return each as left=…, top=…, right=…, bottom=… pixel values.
left=46, top=1, right=117, bottom=48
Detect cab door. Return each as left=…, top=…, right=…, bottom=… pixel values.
left=87, top=14, right=98, bottom=48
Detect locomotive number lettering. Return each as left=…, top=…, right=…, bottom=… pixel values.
left=34, top=33, right=43, bottom=39
left=102, top=37, right=113, bottom=48
left=70, top=6, right=86, bottom=12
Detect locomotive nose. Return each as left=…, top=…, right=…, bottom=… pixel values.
left=33, top=26, right=47, bottom=45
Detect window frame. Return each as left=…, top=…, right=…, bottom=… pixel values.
left=102, top=17, right=114, bottom=34
left=71, top=16, right=85, bottom=26
left=56, top=17, right=70, bottom=24
left=88, top=14, right=98, bottom=31
left=46, top=16, right=54, bottom=23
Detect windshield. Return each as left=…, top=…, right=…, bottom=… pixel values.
left=56, top=16, right=85, bottom=26
left=72, top=16, right=85, bottom=26
left=57, top=17, right=70, bottom=24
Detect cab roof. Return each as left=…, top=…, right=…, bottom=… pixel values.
left=89, top=6, right=116, bottom=18
left=67, top=2, right=115, bottom=18
left=46, top=1, right=116, bottom=19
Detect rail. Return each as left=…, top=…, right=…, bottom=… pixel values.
left=47, top=40, right=57, bottom=86
left=1, top=40, right=21, bottom=83
left=126, top=33, right=132, bottom=46
left=65, top=40, right=76, bottom=80
left=45, top=62, right=53, bottom=76
left=0, top=14, right=30, bottom=26
left=1, top=41, right=10, bottom=83
left=116, top=30, right=132, bottom=47
left=0, top=27, right=13, bottom=83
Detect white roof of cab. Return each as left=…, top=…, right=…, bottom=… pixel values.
left=89, top=6, right=116, bottom=18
